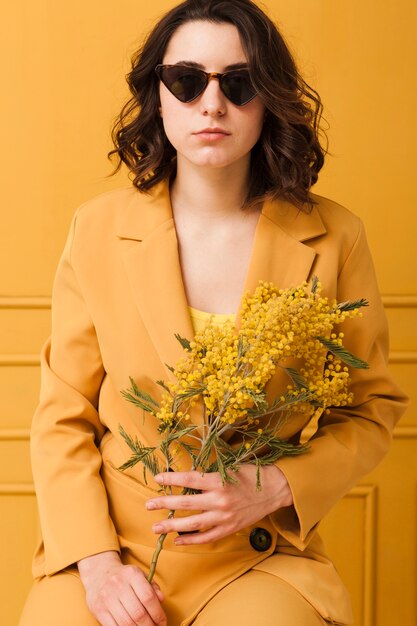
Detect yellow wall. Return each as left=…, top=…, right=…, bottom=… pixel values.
left=1, top=2, right=415, bottom=624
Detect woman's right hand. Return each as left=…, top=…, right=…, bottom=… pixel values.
left=77, top=550, right=167, bottom=626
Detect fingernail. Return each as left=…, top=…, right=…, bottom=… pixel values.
left=154, top=475, right=163, bottom=483
left=146, top=501, right=156, bottom=510
left=174, top=538, right=183, bottom=545
left=153, top=524, right=164, bottom=533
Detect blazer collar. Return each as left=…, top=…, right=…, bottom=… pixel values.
left=117, top=179, right=327, bottom=379
left=117, top=179, right=175, bottom=241
left=117, top=179, right=327, bottom=243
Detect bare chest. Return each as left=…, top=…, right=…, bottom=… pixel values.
left=175, top=216, right=260, bottom=314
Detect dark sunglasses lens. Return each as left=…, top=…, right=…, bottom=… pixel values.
left=160, top=67, right=207, bottom=102
left=221, top=72, right=256, bottom=105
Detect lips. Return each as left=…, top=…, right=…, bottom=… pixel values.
left=195, top=127, right=230, bottom=135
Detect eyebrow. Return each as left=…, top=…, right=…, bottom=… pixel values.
left=172, top=60, right=248, bottom=71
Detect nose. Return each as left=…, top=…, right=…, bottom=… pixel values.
left=199, top=75, right=227, bottom=116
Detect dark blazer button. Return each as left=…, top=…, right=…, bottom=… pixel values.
left=249, top=527, right=272, bottom=552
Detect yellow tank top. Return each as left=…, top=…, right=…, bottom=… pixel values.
left=189, top=306, right=236, bottom=334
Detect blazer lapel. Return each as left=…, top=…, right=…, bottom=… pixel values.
left=236, top=194, right=327, bottom=326
left=118, top=180, right=327, bottom=379
left=117, top=180, right=195, bottom=379
left=235, top=194, right=328, bottom=435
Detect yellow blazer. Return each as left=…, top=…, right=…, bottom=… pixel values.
left=30, top=180, right=408, bottom=625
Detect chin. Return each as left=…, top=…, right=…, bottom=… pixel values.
left=187, top=151, right=245, bottom=170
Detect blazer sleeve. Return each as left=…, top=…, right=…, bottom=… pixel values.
left=270, top=219, right=409, bottom=550
left=30, top=211, right=120, bottom=576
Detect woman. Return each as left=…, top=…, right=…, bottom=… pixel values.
left=19, top=1, right=408, bottom=625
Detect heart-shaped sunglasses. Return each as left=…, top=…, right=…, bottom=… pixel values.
left=155, top=64, right=257, bottom=106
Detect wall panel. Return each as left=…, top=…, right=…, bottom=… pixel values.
left=0, top=491, right=38, bottom=626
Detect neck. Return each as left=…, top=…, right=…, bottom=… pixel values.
left=170, top=155, right=253, bottom=221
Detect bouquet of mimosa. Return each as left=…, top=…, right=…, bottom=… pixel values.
left=118, top=278, right=368, bottom=581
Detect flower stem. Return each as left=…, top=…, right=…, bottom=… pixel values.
left=147, top=509, right=175, bottom=583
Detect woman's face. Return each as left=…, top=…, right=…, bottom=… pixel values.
left=159, top=20, right=265, bottom=171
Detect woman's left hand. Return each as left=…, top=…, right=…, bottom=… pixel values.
left=145, top=464, right=293, bottom=545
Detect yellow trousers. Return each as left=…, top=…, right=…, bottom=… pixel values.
left=19, top=567, right=328, bottom=626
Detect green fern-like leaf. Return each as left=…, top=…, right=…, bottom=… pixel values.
left=174, top=334, right=192, bottom=352
left=172, top=387, right=205, bottom=413
left=156, top=379, right=171, bottom=394
left=120, top=390, right=157, bottom=414
left=118, top=425, right=161, bottom=477
left=252, top=388, right=313, bottom=419
left=118, top=425, right=140, bottom=454
left=178, top=440, right=199, bottom=463
left=215, top=450, right=228, bottom=485
left=216, top=451, right=240, bottom=485
left=311, top=275, right=319, bottom=294
left=315, top=336, right=369, bottom=369
left=245, top=389, right=268, bottom=411
left=160, top=441, right=174, bottom=470
left=236, top=335, right=248, bottom=360
left=337, top=298, right=369, bottom=312
left=166, top=425, right=199, bottom=442
left=283, top=367, right=308, bottom=389
left=117, top=456, right=143, bottom=472
left=127, top=377, right=159, bottom=406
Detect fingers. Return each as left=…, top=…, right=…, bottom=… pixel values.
left=99, top=611, right=118, bottom=626
left=81, top=559, right=167, bottom=626
left=147, top=466, right=289, bottom=550
left=175, top=525, right=225, bottom=546
left=150, top=515, right=230, bottom=547
left=108, top=598, right=154, bottom=626
left=130, top=571, right=167, bottom=625
left=152, top=582, right=165, bottom=603
left=146, top=492, right=208, bottom=512
left=152, top=511, right=214, bottom=536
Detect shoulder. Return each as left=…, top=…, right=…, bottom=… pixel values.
left=267, top=191, right=365, bottom=257
left=72, top=186, right=141, bottom=232
left=67, top=184, right=163, bottom=253
left=70, top=181, right=171, bottom=242
left=308, top=192, right=365, bottom=261
left=309, top=192, right=362, bottom=235
left=64, top=186, right=148, bottom=265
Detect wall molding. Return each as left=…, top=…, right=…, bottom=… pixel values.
left=0, top=294, right=416, bottom=311
left=0, top=429, right=31, bottom=441
left=303, top=424, right=417, bottom=440
left=0, top=351, right=413, bottom=368
left=0, top=355, right=40, bottom=366
left=0, top=297, right=51, bottom=309
left=0, top=483, right=35, bottom=495
left=1, top=426, right=414, bottom=444
left=382, top=295, right=417, bottom=308
left=346, top=485, right=377, bottom=626
left=391, top=426, right=417, bottom=439
left=389, top=351, right=417, bottom=364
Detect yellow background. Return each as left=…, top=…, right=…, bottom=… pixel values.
left=1, top=1, right=415, bottom=624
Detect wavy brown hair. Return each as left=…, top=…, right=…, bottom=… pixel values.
left=109, top=0, right=327, bottom=212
